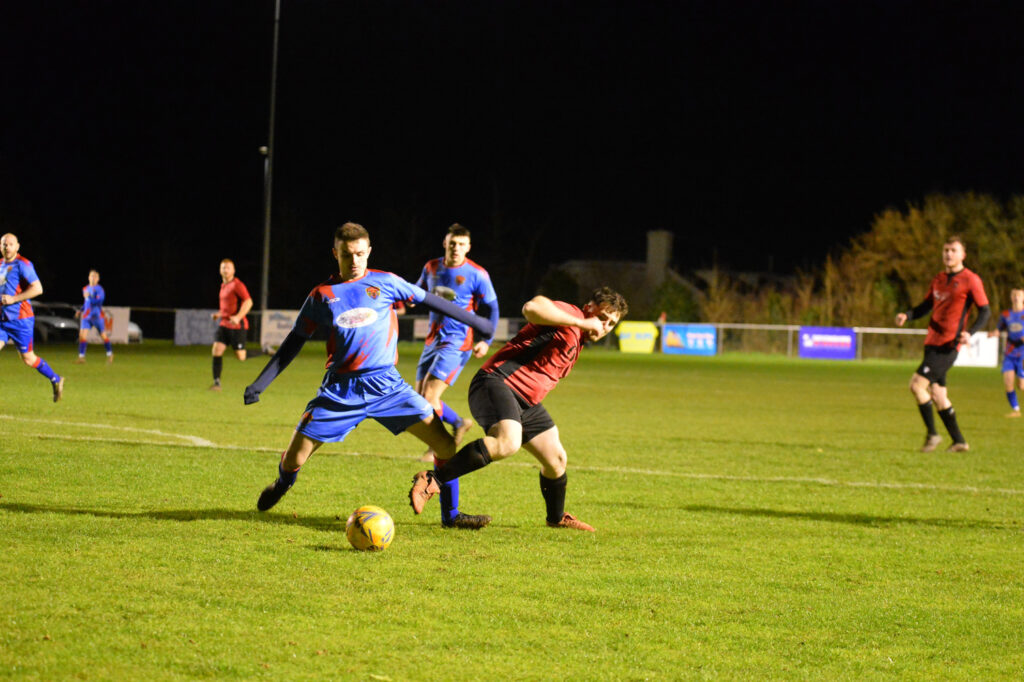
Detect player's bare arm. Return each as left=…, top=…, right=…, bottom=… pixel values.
left=230, top=297, right=253, bottom=326
left=522, top=296, right=603, bottom=339
left=0, top=280, right=42, bottom=306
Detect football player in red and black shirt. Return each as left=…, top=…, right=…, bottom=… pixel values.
left=209, top=258, right=253, bottom=391
left=895, top=236, right=990, bottom=452
left=409, top=287, right=628, bottom=531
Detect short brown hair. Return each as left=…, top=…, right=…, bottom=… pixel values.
left=335, top=222, right=370, bottom=243
left=220, top=258, right=234, bottom=267
left=590, top=286, right=628, bottom=317
left=447, top=223, right=471, bottom=239
left=945, top=234, right=965, bottom=249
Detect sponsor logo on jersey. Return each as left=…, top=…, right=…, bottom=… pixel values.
left=335, top=307, right=378, bottom=328
left=366, top=286, right=381, bottom=300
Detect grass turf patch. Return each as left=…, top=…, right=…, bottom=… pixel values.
left=2, top=341, right=1022, bottom=679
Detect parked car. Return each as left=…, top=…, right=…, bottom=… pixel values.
left=32, top=301, right=143, bottom=343
left=32, top=302, right=80, bottom=343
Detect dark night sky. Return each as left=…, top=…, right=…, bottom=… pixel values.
left=2, top=0, right=1023, bottom=310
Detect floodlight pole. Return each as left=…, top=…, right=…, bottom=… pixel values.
left=259, top=0, right=281, bottom=314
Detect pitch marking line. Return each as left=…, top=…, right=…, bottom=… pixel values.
left=7, top=415, right=1024, bottom=497
left=1, top=414, right=216, bottom=447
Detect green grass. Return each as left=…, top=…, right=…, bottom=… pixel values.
left=2, top=341, right=1023, bottom=680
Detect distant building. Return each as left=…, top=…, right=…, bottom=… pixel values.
left=542, top=231, right=699, bottom=316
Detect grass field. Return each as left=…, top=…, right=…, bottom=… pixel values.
left=2, top=341, right=1023, bottom=680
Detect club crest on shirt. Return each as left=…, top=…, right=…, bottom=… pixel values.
left=365, top=286, right=381, bottom=300
left=335, top=307, right=378, bottom=328
left=455, top=276, right=466, bottom=286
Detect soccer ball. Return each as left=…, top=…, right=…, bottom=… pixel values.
left=345, top=505, right=394, bottom=551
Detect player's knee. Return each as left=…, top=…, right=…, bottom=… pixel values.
left=491, top=433, right=522, bottom=458
left=21, top=353, right=37, bottom=366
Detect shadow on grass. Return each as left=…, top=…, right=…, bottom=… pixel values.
left=0, top=501, right=344, bottom=532
left=598, top=501, right=1019, bottom=530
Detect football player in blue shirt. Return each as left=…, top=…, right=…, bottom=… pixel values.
left=0, top=233, right=64, bottom=402
left=990, top=287, right=1024, bottom=417
left=413, top=224, right=499, bottom=529
left=74, top=269, right=113, bottom=363
left=244, top=222, right=495, bottom=518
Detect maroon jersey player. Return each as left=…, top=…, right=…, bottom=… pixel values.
left=409, top=287, right=628, bottom=531
left=895, top=235, right=990, bottom=452
left=209, top=258, right=253, bottom=391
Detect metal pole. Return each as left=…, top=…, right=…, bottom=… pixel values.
left=260, top=0, right=281, bottom=314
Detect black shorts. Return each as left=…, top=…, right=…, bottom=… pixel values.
left=215, top=326, right=247, bottom=351
left=467, top=371, right=556, bottom=445
left=916, top=344, right=958, bottom=386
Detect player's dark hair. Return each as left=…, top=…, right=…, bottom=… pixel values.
left=336, top=222, right=370, bottom=243
left=945, top=234, right=965, bottom=249
left=447, top=223, right=471, bottom=239
left=589, top=287, right=628, bottom=317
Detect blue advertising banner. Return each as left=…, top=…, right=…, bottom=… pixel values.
left=798, top=326, right=857, bottom=360
left=662, top=324, right=717, bottom=356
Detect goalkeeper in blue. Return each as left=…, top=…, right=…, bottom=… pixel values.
left=244, top=222, right=495, bottom=524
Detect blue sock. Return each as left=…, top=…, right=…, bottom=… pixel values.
left=34, top=358, right=59, bottom=383
left=1008, top=391, right=1020, bottom=410
left=78, top=341, right=87, bottom=356
left=104, top=341, right=112, bottom=354
left=440, top=401, right=461, bottom=427
left=436, top=462, right=459, bottom=522
left=277, top=462, right=298, bottom=490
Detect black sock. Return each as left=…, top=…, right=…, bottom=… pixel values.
left=435, top=440, right=492, bottom=483
left=212, top=356, right=223, bottom=382
left=917, top=400, right=937, bottom=436
left=937, top=406, right=965, bottom=444
left=540, top=472, right=567, bottom=524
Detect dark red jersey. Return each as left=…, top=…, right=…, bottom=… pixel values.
left=920, top=267, right=988, bottom=347
left=481, top=301, right=583, bottom=405
left=218, top=277, right=252, bottom=330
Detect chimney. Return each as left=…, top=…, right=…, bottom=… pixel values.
left=646, top=230, right=672, bottom=289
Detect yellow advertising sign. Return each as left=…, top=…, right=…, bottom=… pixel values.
left=615, top=321, right=659, bottom=354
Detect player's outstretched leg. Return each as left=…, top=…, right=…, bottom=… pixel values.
left=257, top=456, right=300, bottom=511
left=31, top=356, right=63, bottom=403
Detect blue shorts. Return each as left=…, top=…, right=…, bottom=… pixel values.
left=296, top=366, right=433, bottom=443
left=1002, top=354, right=1024, bottom=378
left=416, top=342, right=472, bottom=385
left=80, top=312, right=106, bottom=333
left=0, top=318, right=35, bottom=354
